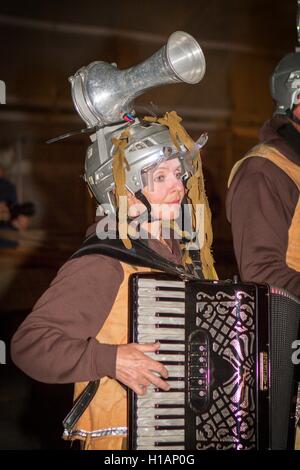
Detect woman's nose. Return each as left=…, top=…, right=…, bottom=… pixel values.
left=169, top=174, right=184, bottom=191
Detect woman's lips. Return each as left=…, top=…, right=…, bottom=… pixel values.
left=166, top=199, right=180, bottom=204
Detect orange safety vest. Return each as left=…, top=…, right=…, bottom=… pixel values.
left=228, top=143, right=300, bottom=272
left=65, top=262, right=155, bottom=450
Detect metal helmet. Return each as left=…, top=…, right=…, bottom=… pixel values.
left=270, top=52, right=300, bottom=115
left=84, top=119, right=194, bottom=214
left=70, top=31, right=207, bottom=214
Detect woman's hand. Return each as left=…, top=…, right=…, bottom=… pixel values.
left=116, top=342, right=170, bottom=395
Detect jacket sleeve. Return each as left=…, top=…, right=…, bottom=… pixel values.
left=226, top=158, right=300, bottom=298
left=10, top=254, right=124, bottom=384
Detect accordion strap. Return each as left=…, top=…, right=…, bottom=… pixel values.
left=62, top=379, right=100, bottom=438
left=70, top=233, right=196, bottom=280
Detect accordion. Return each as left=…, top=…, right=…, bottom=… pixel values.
left=128, top=273, right=300, bottom=450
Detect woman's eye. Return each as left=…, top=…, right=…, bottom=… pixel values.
left=154, top=174, right=165, bottom=182
left=175, top=172, right=182, bottom=179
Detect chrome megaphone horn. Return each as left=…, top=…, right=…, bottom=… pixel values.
left=69, top=31, right=206, bottom=127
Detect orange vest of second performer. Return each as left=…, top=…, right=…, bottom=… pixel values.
left=228, top=143, right=300, bottom=273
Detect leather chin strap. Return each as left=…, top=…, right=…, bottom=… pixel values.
left=134, top=189, right=155, bottom=223
left=133, top=190, right=193, bottom=242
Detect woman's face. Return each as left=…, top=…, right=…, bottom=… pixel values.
left=142, top=157, right=185, bottom=220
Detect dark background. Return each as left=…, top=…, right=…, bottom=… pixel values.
left=0, top=0, right=297, bottom=449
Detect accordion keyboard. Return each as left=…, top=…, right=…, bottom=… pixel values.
left=135, top=278, right=186, bottom=450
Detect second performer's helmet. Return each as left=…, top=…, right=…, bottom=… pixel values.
left=270, top=52, right=300, bottom=115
